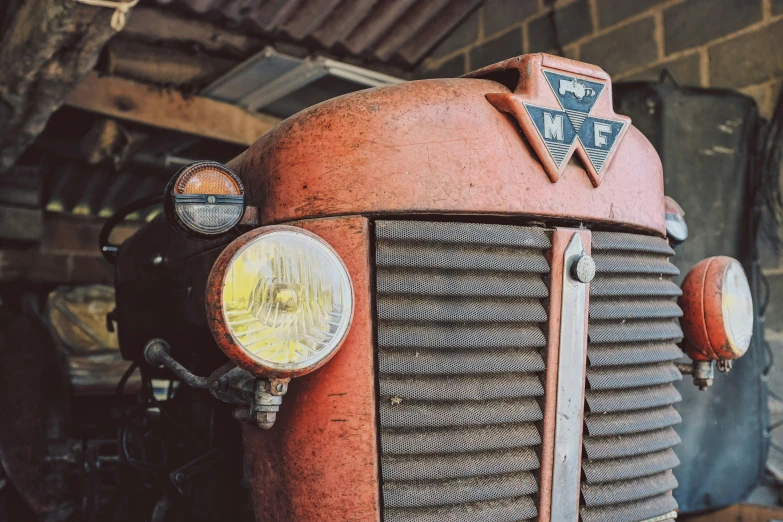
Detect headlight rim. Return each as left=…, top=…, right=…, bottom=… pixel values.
left=205, top=224, right=355, bottom=378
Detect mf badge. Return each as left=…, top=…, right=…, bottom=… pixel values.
left=485, top=55, right=631, bottom=186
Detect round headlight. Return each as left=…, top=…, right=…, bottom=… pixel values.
left=679, top=256, right=753, bottom=361
left=164, top=161, right=246, bottom=239
left=206, top=226, right=353, bottom=377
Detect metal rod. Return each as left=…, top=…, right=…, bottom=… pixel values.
left=144, top=339, right=234, bottom=390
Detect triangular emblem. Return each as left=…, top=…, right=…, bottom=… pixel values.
left=543, top=71, right=605, bottom=132
left=484, top=55, right=632, bottom=186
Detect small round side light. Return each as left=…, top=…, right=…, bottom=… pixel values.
left=679, top=256, right=753, bottom=362
left=164, top=161, right=245, bottom=239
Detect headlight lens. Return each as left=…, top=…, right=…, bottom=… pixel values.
left=209, top=227, right=353, bottom=376
left=722, top=260, right=753, bottom=354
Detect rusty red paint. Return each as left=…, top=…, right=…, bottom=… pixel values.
left=539, top=228, right=591, bottom=522
left=242, top=216, right=380, bottom=522
left=227, top=53, right=666, bottom=236
left=205, top=224, right=354, bottom=379
left=679, top=256, right=750, bottom=361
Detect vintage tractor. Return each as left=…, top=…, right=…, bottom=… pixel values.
left=109, top=53, right=754, bottom=522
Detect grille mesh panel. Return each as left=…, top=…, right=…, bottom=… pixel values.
left=581, top=231, right=683, bottom=522
left=375, top=221, right=549, bottom=521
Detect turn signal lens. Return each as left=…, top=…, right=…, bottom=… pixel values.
left=207, top=227, right=353, bottom=377
left=164, top=161, right=245, bottom=239
left=679, top=256, right=753, bottom=361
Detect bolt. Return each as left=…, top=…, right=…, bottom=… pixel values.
left=571, top=255, right=596, bottom=283
left=174, top=472, right=185, bottom=483
left=254, top=411, right=277, bottom=429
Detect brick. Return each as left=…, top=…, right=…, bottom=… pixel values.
left=664, top=0, right=763, bottom=55
left=430, top=11, right=480, bottom=58
left=709, top=19, right=783, bottom=88
left=528, top=13, right=559, bottom=52
left=483, top=0, right=538, bottom=37
left=416, top=54, right=466, bottom=79
left=580, top=17, right=658, bottom=76
left=553, top=0, right=593, bottom=45
left=469, top=27, right=523, bottom=69
left=596, top=0, right=664, bottom=28
left=622, top=52, right=702, bottom=86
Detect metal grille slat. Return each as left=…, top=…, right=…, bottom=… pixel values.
left=589, top=298, right=683, bottom=320
left=591, top=231, right=675, bottom=255
left=580, top=493, right=678, bottom=522
left=585, top=406, right=682, bottom=437
left=581, top=470, right=678, bottom=507
left=377, top=296, right=548, bottom=323
left=378, top=322, right=547, bottom=349
left=582, top=449, right=680, bottom=484
left=382, top=448, right=539, bottom=482
left=381, top=423, right=542, bottom=455
left=587, top=342, right=684, bottom=368
left=376, top=220, right=551, bottom=248
left=379, top=348, right=545, bottom=375
left=590, top=277, right=682, bottom=298
left=586, top=384, right=682, bottom=413
left=582, top=232, right=682, bottom=520
left=592, top=254, right=680, bottom=275
left=383, top=472, right=537, bottom=508
left=380, top=398, right=542, bottom=428
left=583, top=427, right=681, bottom=460
left=589, top=320, right=683, bottom=344
left=375, top=221, right=548, bottom=521
left=376, top=243, right=550, bottom=272
left=377, top=269, right=549, bottom=298
left=587, top=363, right=682, bottom=390
left=384, top=496, right=537, bottom=522
left=380, top=374, right=543, bottom=401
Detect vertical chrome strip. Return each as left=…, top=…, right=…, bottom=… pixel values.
left=550, top=232, right=589, bottom=521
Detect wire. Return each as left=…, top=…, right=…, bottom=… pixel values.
left=99, top=194, right=163, bottom=263
left=116, top=361, right=139, bottom=396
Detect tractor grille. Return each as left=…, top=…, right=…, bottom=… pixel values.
left=373, top=222, right=684, bottom=522
left=581, top=231, right=684, bottom=522
left=374, top=221, right=550, bottom=522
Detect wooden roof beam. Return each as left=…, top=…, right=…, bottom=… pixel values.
left=66, top=73, right=281, bottom=146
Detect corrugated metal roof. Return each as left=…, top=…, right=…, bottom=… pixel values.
left=153, top=0, right=483, bottom=67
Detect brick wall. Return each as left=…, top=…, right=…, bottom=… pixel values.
left=417, top=0, right=783, bottom=119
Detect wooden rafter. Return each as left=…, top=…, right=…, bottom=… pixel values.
left=66, top=73, right=281, bottom=146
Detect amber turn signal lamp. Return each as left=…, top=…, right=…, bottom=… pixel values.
left=164, top=161, right=245, bottom=239
left=679, top=256, right=753, bottom=362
